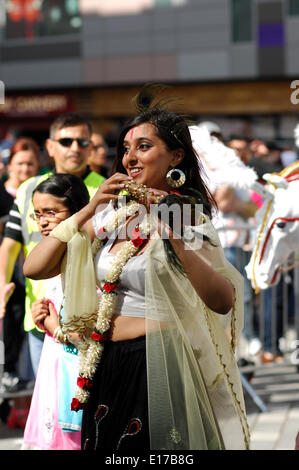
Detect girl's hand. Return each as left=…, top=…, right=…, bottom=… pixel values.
left=31, top=298, right=49, bottom=331
left=43, top=301, right=59, bottom=336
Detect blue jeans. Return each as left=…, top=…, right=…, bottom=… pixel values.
left=28, top=329, right=45, bottom=377
left=263, top=279, right=284, bottom=354
left=18, top=332, right=35, bottom=382
left=223, top=246, right=257, bottom=340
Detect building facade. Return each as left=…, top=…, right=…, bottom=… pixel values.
left=0, top=0, right=299, bottom=146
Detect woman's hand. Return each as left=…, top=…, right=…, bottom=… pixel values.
left=76, top=173, right=134, bottom=236
left=146, top=188, right=168, bottom=209
left=31, top=298, right=49, bottom=331
left=89, top=173, right=133, bottom=212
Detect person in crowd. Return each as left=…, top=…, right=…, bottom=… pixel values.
left=248, top=138, right=283, bottom=180
left=4, top=138, right=40, bottom=198
left=0, top=138, right=40, bottom=427
left=88, top=133, right=108, bottom=178
left=0, top=128, right=22, bottom=165
left=22, top=174, right=90, bottom=450
left=229, top=137, right=292, bottom=362
left=23, top=90, right=250, bottom=450
left=229, top=136, right=282, bottom=183
left=227, top=135, right=285, bottom=362
left=0, top=156, right=13, bottom=232
left=0, top=113, right=105, bottom=378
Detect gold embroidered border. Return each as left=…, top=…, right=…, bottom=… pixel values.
left=202, top=304, right=251, bottom=450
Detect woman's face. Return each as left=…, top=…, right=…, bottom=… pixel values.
left=8, top=150, right=39, bottom=185
left=122, top=123, right=183, bottom=191
left=32, top=192, right=70, bottom=237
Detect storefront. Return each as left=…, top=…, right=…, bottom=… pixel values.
left=0, top=91, right=74, bottom=146
left=1, top=79, right=299, bottom=152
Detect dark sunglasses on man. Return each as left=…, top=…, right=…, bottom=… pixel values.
left=53, top=138, right=91, bottom=148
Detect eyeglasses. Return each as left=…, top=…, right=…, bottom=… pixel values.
left=53, top=138, right=91, bottom=148
left=30, top=210, right=69, bottom=222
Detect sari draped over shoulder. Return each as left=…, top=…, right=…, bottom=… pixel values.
left=50, top=209, right=250, bottom=450
left=145, top=216, right=250, bottom=450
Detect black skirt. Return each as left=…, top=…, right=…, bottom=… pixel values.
left=81, top=336, right=149, bottom=451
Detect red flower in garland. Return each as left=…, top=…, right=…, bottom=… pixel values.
left=77, top=376, right=93, bottom=390
left=131, top=228, right=146, bottom=248
left=90, top=331, right=110, bottom=343
left=71, top=397, right=85, bottom=412
left=102, top=282, right=118, bottom=293
left=91, top=331, right=101, bottom=341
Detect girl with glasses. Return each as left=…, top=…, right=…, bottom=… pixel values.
left=22, top=173, right=90, bottom=450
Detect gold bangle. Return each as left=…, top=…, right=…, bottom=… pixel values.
left=53, top=326, right=69, bottom=344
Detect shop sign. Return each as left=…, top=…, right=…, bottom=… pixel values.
left=0, top=93, right=73, bottom=116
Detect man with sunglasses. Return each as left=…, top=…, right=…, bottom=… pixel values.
left=0, top=113, right=105, bottom=381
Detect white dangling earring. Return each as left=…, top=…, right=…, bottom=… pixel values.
left=166, top=168, right=186, bottom=188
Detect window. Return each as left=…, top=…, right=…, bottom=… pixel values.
left=154, top=0, right=186, bottom=7
left=154, top=0, right=172, bottom=6
left=289, top=0, right=299, bottom=15
left=5, top=0, right=81, bottom=40
left=231, top=0, right=252, bottom=42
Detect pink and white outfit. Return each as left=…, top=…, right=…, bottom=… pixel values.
left=22, top=276, right=81, bottom=450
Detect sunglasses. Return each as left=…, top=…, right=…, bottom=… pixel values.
left=53, top=138, right=91, bottom=148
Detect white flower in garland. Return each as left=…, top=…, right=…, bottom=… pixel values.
left=71, top=205, right=152, bottom=411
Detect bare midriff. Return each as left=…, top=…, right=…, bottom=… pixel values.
left=109, top=314, right=146, bottom=341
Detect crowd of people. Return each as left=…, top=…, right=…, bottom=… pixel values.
left=0, top=88, right=298, bottom=450
left=0, top=117, right=108, bottom=429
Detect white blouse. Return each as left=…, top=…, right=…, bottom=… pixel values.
left=92, top=203, right=146, bottom=318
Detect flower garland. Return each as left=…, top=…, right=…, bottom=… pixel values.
left=71, top=201, right=152, bottom=411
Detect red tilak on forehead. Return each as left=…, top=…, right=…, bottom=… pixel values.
left=129, top=128, right=135, bottom=139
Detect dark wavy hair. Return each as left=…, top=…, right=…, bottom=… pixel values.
left=111, top=108, right=216, bottom=217
left=32, top=173, right=90, bottom=215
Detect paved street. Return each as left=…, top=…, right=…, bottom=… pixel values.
left=243, top=362, right=299, bottom=450
left=0, top=362, right=298, bottom=451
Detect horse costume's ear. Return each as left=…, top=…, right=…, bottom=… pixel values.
left=263, top=173, right=288, bottom=189
left=279, top=159, right=299, bottom=179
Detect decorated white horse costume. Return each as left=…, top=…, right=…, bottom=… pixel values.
left=189, top=126, right=299, bottom=293
left=245, top=161, right=299, bottom=291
